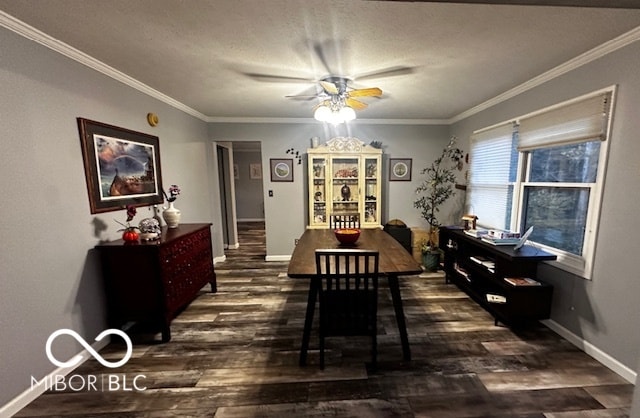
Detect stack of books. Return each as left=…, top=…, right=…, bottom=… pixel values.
left=488, top=230, right=521, bottom=239
left=464, top=229, right=489, bottom=238
left=482, top=229, right=521, bottom=245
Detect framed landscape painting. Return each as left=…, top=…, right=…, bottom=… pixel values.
left=78, top=118, right=164, bottom=214
left=270, top=158, right=293, bottom=182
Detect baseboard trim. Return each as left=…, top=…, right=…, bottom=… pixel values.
left=0, top=337, right=110, bottom=417
left=237, top=218, right=265, bottom=222
left=542, top=319, right=637, bottom=383
left=265, top=255, right=291, bottom=262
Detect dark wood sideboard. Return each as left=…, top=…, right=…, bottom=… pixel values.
left=95, top=223, right=216, bottom=342
left=439, top=227, right=556, bottom=326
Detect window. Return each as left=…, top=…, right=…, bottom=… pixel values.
left=468, top=88, right=614, bottom=279
left=467, top=123, right=518, bottom=231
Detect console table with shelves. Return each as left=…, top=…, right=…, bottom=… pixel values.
left=95, top=223, right=216, bottom=342
left=439, top=227, right=556, bottom=326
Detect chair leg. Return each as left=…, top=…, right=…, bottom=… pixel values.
left=371, top=333, right=377, bottom=366
left=320, top=333, right=325, bottom=370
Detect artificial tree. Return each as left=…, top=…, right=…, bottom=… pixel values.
left=414, top=136, right=464, bottom=269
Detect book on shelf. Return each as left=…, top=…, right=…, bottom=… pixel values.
left=454, top=263, right=470, bottom=281
left=481, top=236, right=520, bottom=246
left=464, top=229, right=489, bottom=238
left=486, top=294, right=507, bottom=304
left=504, top=277, right=541, bottom=286
left=487, top=229, right=521, bottom=239
left=470, top=255, right=494, bottom=266
left=469, top=255, right=495, bottom=272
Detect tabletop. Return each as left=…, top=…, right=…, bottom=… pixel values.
left=287, top=228, right=423, bottom=278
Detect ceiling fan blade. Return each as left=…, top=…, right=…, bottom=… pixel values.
left=345, top=98, right=368, bottom=110
left=356, top=65, right=416, bottom=81
left=242, top=72, right=314, bottom=83
left=320, top=81, right=339, bottom=95
left=285, top=95, right=322, bottom=101
left=347, top=87, right=382, bottom=98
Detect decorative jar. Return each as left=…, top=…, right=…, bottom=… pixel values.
left=138, top=217, right=161, bottom=240
left=162, top=201, right=181, bottom=228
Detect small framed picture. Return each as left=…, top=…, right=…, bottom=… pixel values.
left=250, top=163, right=262, bottom=179
left=270, top=158, right=293, bottom=182
left=389, top=158, right=412, bottom=181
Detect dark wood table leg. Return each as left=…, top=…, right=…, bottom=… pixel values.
left=388, top=275, right=411, bottom=361
left=299, top=278, right=320, bottom=366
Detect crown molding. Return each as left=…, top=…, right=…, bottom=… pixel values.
left=450, top=25, right=640, bottom=123
left=205, top=116, right=448, bottom=125
left=0, top=11, right=208, bottom=122
left=3, top=11, right=639, bottom=126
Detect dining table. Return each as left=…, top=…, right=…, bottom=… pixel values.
left=287, top=227, right=423, bottom=366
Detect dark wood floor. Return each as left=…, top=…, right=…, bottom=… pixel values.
left=16, top=221, right=633, bottom=417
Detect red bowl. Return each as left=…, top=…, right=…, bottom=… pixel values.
left=334, top=228, right=361, bottom=245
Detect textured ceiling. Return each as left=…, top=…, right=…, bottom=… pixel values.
left=1, top=0, right=640, bottom=122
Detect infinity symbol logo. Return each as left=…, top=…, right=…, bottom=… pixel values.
left=46, top=329, right=133, bottom=369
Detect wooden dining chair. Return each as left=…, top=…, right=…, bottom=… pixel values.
left=329, top=213, right=360, bottom=229
left=314, top=249, right=380, bottom=369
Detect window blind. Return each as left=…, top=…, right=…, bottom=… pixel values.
left=467, top=123, right=515, bottom=230
left=518, top=92, right=611, bottom=151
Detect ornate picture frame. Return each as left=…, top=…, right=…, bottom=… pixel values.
left=389, top=158, right=412, bottom=181
left=77, top=118, right=164, bottom=214
left=270, top=158, right=293, bottom=182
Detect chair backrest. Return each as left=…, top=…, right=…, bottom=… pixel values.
left=315, top=249, right=379, bottom=293
left=329, top=213, right=360, bottom=229
left=315, top=249, right=380, bottom=368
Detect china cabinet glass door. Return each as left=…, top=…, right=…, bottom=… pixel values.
left=331, top=157, right=359, bottom=216
left=363, top=157, right=379, bottom=225
left=310, top=157, right=327, bottom=225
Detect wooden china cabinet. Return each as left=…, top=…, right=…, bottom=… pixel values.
left=307, top=137, right=382, bottom=229
left=95, top=223, right=216, bottom=342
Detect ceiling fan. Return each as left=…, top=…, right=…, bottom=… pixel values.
left=286, top=76, right=383, bottom=122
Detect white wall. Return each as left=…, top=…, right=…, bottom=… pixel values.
left=0, top=27, right=217, bottom=406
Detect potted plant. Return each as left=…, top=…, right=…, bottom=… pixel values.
left=419, top=239, right=440, bottom=271
left=414, top=136, right=464, bottom=270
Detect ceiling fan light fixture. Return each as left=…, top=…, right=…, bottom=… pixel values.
left=314, top=102, right=356, bottom=124
left=339, top=106, right=356, bottom=121
left=314, top=105, right=331, bottom=122
left=327, top=111, right=344, bottom=125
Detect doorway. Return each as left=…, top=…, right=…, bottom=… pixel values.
left=216, top=141, right=265, bottom=252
